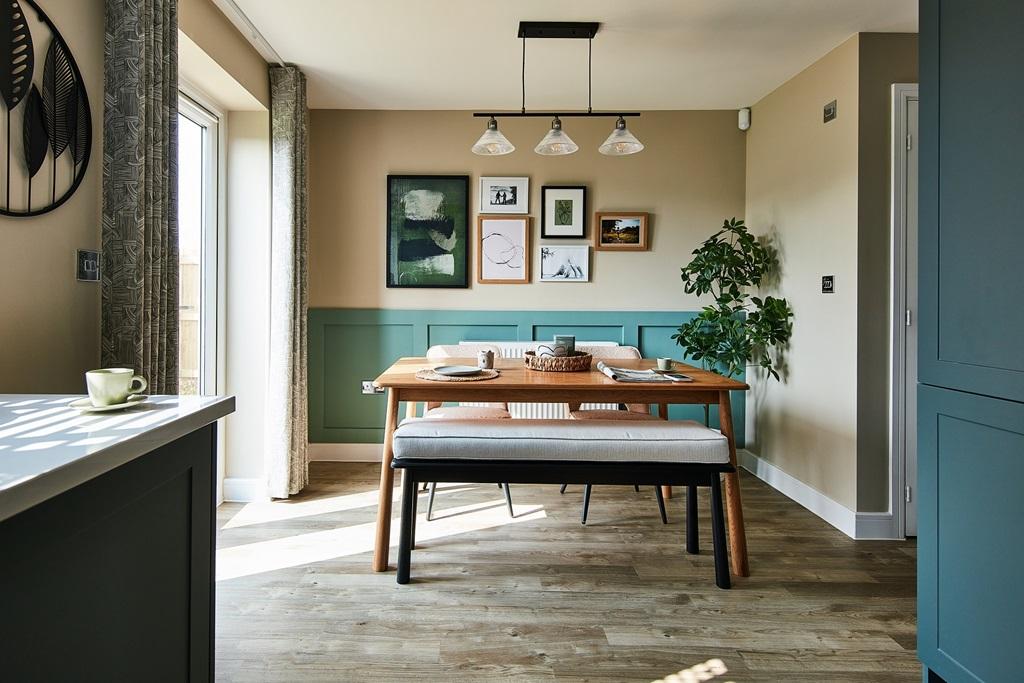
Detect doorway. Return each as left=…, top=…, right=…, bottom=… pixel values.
left=891, top=83, right=919, bottom=537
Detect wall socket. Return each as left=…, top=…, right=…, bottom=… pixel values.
left=821, top=275, right=835, bottom=293
left=361, top=380, right=385, bottom=395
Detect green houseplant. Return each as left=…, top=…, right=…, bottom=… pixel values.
left=673, top=218, right=793, bottom=380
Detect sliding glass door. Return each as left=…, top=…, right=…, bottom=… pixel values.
left=178, top=95, right=220, bottom=395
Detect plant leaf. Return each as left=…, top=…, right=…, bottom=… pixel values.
left=0, top=0, right=33, bottom=110
left=22, top=85, right=47, bottom=177
left=42, top=36, right=77, bottom=160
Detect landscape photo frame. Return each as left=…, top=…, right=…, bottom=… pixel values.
left=480, top=176, right=529, bottom=214
left=594, top=211, right=649, bottom=251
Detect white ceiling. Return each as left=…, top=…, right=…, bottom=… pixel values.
left=231, top=0, right=917, bottom=110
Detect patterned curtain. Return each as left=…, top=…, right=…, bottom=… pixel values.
left=101, top=0, right=179, bottom=393
left=266, top=65, right=309, bottom=498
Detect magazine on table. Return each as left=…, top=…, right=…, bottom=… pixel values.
left=596, top=361, right=693, bottom=383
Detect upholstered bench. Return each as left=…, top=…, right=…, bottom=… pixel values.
left=390, top=419, right=735, bottom=588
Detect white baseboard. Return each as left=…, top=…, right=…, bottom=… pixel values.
left=222, top=477, right=268, bottom=503
left=854, top=511, right=900, bottom=540
left=309, top=442, right=383, bottom=462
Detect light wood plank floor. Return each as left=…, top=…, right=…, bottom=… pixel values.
left=216, top=463, right=918, bottom=682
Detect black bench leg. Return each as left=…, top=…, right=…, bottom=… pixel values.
left=426, top=481, right=437, bottom=521
left=655, top=484, right=668, bottom=524
left=686, top=484, right=699, bottom=554
left=502, top=483, right=514, bottom=517
left=634, top=484, right=640, bottom=492
left=559, top=483, right=568, bottom=494
left=410, top=479, right=418, bottom=550
left=397, top=472, right=416, bottom=584
left=709, top=475, right=731, bottom=589
left=581, top=484, right=593, bottom=524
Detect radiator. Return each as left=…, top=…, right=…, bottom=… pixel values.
left=460, top=340, right=619, bottom=418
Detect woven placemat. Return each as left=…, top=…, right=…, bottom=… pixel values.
left=415, top=368, right=500, bottom=382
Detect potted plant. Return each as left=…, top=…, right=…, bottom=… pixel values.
left=673, top=218, right=793, bottom=390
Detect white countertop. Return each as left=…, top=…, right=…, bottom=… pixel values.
left=0, top=394, right=235, bottom=522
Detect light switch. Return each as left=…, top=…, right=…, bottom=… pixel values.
left=77, top=249, right=100, bottom=282
left=821, top=275, right=835, bottom=294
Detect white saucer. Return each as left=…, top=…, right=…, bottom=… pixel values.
left=68, top=395, right=149, bottom=413
left=433, top=365, right=482, bottom=377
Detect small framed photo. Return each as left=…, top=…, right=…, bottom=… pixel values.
left=540, top=245, right=589, bottom=282
left=478, top=216, right=531, bottom=284
left=541, top=185, right=586, bottom=238
left=480, top=176, right=529, bottom=214
left=594, top=211, right=649, bottom=251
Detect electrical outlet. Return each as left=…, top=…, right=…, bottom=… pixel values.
left=823, top=99, right=837, bottom=123
left=361, top=380, right=384, bottom=395
left=821, top=275, right=835, bottom=294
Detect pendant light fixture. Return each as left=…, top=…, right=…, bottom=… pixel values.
left=534, top=116, right=578, bottom=155
left=599, top=116, right=644, bottom=156
left=472, top=116, right=515, bottom=155
left=471, top=22, right=643, bottom=157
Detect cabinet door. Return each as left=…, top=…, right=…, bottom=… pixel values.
left=918, top=385, right=1024, bottom=681
left=919, top=0, right=1024, bottom=403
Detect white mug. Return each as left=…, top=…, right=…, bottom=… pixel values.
left=86, top=368, right=148, bottom=407
left=657, top=357, right=674, bottom=371
left=477, top=349, right=494, bottom=369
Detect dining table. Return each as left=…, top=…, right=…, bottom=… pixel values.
left=371, top=356, right=751, bottom=578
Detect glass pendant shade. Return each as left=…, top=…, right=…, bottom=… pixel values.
left=599, top=117, right=644, bottom=155
left=534, top=117, right=579, bottom=155
left=471, top=117, right=515, bottom=155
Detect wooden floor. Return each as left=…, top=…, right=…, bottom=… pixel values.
left=216, top=463, right=918, bottom=682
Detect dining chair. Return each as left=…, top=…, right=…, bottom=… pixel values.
left=419, top=344, right=514, bottom=520
left=560, top=344, right=670, bottom=525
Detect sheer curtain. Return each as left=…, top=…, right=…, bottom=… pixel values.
left=265, top=65, right=309, bottom=498
left=101, top=0, right=178, bottom=393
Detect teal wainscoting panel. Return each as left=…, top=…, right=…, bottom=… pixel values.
left=308, top=309, right=745, bottom=446
left=918, top=385, right=1024, bottom=682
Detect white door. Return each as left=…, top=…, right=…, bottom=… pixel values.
left=904, top=96, right=918, bottom=536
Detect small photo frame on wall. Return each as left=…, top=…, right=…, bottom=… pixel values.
left=478, top=216, right=531, bottom=284
left=480, top=177, right=529, bottom=214
left=541, top=186, right=586, bottom=238
left=540, top=245, right=589, bottom=282
left=594, top=211, right=649, bottom=251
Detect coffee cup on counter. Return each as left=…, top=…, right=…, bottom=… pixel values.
left=86, top=368, right=148, bottom=407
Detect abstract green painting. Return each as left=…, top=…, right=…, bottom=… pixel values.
left=387, top=175, right=469, bottom=288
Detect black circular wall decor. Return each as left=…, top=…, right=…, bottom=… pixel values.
left=0, top=0, right=91, bottom=217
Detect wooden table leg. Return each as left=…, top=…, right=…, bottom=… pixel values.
left=718, top=390, right=750, bottom=577
left=658, top=403, right=672, bottom=500
left=405, top=400, right=417, bottom=419
left=372, top=388, right=401, bottom=572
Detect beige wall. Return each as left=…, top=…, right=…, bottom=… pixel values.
left=856, top=34, right=919, bottom=511
left=179, top=0, right=269, bottom=108
left=309, top=110, right=746, bottom=310
left=745, top=36, right=861, bottom=510
left=0, top=0, right=104, bottom=393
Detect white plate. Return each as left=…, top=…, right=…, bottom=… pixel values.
left=68, top=395, right=149, bottom=413
left=433, top=365, right=482, bottom=377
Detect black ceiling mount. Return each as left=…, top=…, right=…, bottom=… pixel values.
left=517, top=21, right=599, bottom=39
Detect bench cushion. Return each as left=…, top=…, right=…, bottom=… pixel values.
left=392, top=419, right=730, bottom=465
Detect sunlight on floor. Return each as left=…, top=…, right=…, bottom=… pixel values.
left=217, top=497, right=547, bottom=581
left=652, top=658, right=730, bottom=683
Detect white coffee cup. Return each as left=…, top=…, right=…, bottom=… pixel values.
left=85, top=368, right=148, bottom=407
left=657, top=357, right=674, bottom=371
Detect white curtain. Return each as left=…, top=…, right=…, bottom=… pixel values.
left=265, top=65, right=309, bottom=498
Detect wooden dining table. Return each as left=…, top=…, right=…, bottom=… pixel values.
left=371, top=356, right=751, bottom=578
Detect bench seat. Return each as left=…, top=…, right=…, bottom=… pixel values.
left=391, top=419, right=734, bottom=589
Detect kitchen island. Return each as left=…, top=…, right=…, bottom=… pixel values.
left=0, top=394, right=235, bottom=682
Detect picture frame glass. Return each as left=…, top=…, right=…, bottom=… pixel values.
left=600, top=216, right=642, bottom=245
left=540, top=245, right=589, bottom=282
left=387, top=175, right=469, bottom=287
left=543, top=187, right=586, bottom=237
left=479, top=217, right=529, bottom=283
left=480, top=177, right=529, bottom=214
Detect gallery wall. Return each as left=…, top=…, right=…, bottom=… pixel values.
left=308, top=110, right=746, bottom=311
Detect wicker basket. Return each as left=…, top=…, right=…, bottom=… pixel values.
left=524, top=351, right=593, bottom=372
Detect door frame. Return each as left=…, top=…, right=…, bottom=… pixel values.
left=889, top=82, right=919, bottom=538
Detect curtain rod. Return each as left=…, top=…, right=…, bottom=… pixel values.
left=219, top=0, right=286, bottom=67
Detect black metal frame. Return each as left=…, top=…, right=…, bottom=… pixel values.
left=392, top=458, right=733, bottom=589
left=541, top=185, right=587, bottom=239
left=385, top=174, right=470, bottom=289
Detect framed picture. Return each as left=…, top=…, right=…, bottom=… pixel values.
left=477, top=216, right=531, bottom=284
left=540, top=245, right=590, bottom=282
left=594, top=211, right=649, bottom=251
left=541, top=186, right=586, bottom=238
left=480, top=176, right=529, bottom=214
left=387, top=175, right=469, bottom=288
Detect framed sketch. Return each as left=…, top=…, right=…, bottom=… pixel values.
left=477, top=216, right=531, bottom=284
left=387, top=175, right=469, bottom=288
left=540, top=245, right=590, bottom=282
left=541, top=186, right=586, bottom=238
left=594, top=211, right=649, bottom=251
left=480, top=176, right=529, bottom=214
